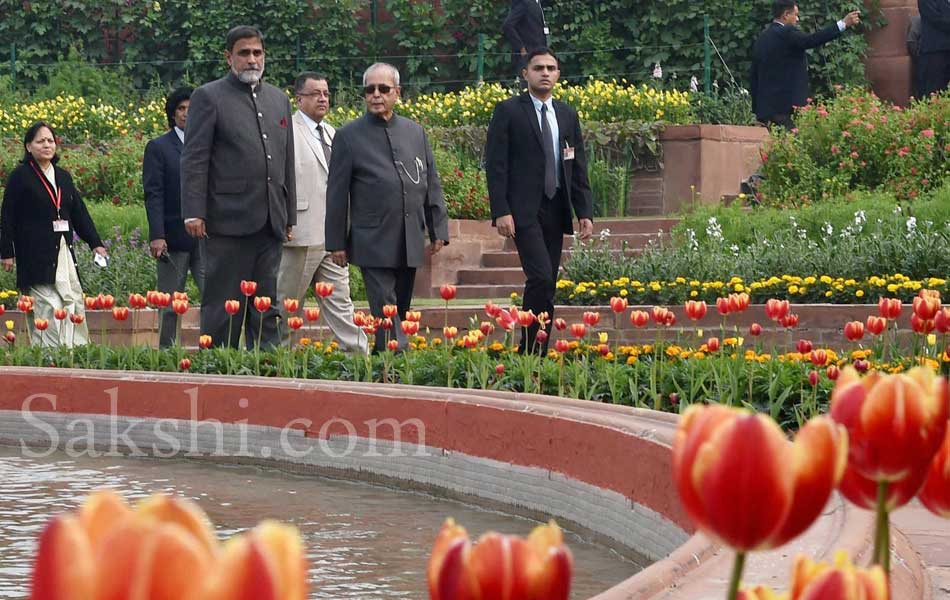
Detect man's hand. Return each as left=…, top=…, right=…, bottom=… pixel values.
left=428, top=240, right=445, bottom=256
left=330, top=250, right=348, bottom=267
left=496, top=215, right=516, bottom=239
left=1, top=258, right=13, bottom=272
left=842, top=11, right=860, bottom=28
left=286, top=226, right=294, bottom=242
left=185, top=218, right=206, bottom=238
left=149, top=239, right=168, bottom=259
left=578, top=218, right=594, bottom=241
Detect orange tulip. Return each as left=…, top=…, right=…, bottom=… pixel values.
left=911, top=313, right=935, bottom=334
left=610, top=297, right=628, bottom=314
left=716, top=296, right=732, bottom=316
left=203, top=521, right=307, bottom=600
left=253, top=296, right=272, bottom=313
left=838, top=462, right=928, bottom=512
left=287, top=317, right=304, bottom=331
left=387, top=339, right=399, bottom=352
left=314, top=281, right=334, bottom=298
left=428, top=518, right=572, bottom=600
left=865, top=316, right=886, bottom=336
left=406, top=310, right=422, bottom=322
left=765, top=298, right=790, bottom=321
left=54, top=308, right=67, bottom=321
left=239, top=280, right=257, bottom=296
left=517, top=310, right=536, bottom=327
left=304, top=307, right=320, bottom=322
left=382, top=304, right=398, bottom=318
left=913, top=295, right=940, bottom=320
left=98, top=294, right=115, bottom=310
left=780, top=313, right=800, bottom=329
left=569, top=323, right=586, bottom=339
left=128, top=294, right=147, bottom=310
left=440, top=284, right=457, bottom=301
left=85, top=296, right=101, bottom=311
left=199, top=334, right=213, bottom=349
left=673, top=405, right=847, bottom=551
left=843, top=321, right=864, bottom=341
left=443, top=326, right=458, bottom=339
left=111, top=307, right=129, bottom=321
left=831, top=367, right=949, bottom=482
left=282, top=298, right=300, bottom=314
left=918, top=423, right=950, bottom=518
left=224, top=299, right=241, bottom=315
left=630, top=310, right=649, bottom=327
left=684, top=300, right=707, bottom=321
left=935, top=308, right=950, bottom=334
left=582, top=311, right=600, bottom=326
left=18, top=296, right=34, bottom=312
left=171, top=299, right=189, bottom=315
left=34, top=318, right=49, bottom=331
left=29, top=514, right=95, bottom=600
left=878, top=297, right=901, bottom=320
left=788, top=551, right=887, bottom=600
left=69, top=313, right=85, bottom=325
left=402, top=320, right=420, bottom=336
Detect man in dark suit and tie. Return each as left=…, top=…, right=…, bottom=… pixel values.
left=503, top=0, right=549, bottom=71
left=485, top=47, right=594, bottom=354
left=143, top=87, right=205, bottom=348
left=181, top=25, right=295, bottom=349
left=918, top=0, right=950, bottom=96
left=750, top=1, right=860, bottom=128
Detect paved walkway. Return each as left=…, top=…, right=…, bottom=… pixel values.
left=893, top=502, right=950, bottom=598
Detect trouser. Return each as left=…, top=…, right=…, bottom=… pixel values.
left=30, top=238, right=89, bottom=348
left=919, top=51, right=950, bottom=97
left=764, top=113, right=795, bottom=130
left=201, top=229, right=281, bottom=350
left=156, top=246, right=205, bottom=348
left=513, top=192, right=567, bottom=354
left=277, top=245, right=367, bottom=353
left=359, top=266, right=416, bottom=353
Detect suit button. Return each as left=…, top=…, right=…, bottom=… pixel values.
left=267, top=177, right=272, bottom=182
left=267, top=155, right=272, bottom=160
left=257, top=112, right=263, bottom=118
left=253, top=93, right=258, bottom=99
left=262, top=133, right=268, bottom=140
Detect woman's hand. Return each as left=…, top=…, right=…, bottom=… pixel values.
left=1, top=258, right=13, bottom=272
left=93, top=246, right=108, bottom=257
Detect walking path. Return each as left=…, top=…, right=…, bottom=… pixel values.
left=893, top=503, right=950, bottom=598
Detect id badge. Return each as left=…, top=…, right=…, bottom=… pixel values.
left=543, top=26, right=550, bottom=35
left=52, top=219, right=69, bottom=232
left=562, top=146, right=575, bottom=161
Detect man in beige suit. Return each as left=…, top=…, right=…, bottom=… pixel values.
left=277, top=72, right=367, bottom=352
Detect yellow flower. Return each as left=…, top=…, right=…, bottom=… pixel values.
left=4, top=320, right=13, bottom=330
left=598, top=332, right=608, bottom=344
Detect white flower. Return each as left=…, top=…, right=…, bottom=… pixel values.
left=599, top=228, right=611, bottom=241
left=690, top=76, right=699, bottom=92
left=822, top=222, right=834, bottom=237
left=730, top=244, right=740, bottom=255
left=705, top=217, right=723, bottom=241
left=906, top=216, right=917, bottom=236
left=686, top=228, right=699, bottom=251
left=894, top=205, right=903, bottom=214
left=798, top=228, right=808, bottom=240
left=653, top=63, right=663, bottom=79
left=853, top=210, right=866, bottom=226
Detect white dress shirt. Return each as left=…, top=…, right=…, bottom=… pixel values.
left=299, top=111, right=329, bottom=162
left=174, top=126, right=185, bottom=144
left=529, top=93, right=560, bottom=177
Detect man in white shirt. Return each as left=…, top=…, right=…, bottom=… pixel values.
left=278, top=72, right=367, bottom=352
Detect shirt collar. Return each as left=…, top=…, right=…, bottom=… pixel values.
left=299, top=111, right=323, bottom=133
left=174, top=126, right=185, bottom=144
left=529, top=93, right=553, bottom=112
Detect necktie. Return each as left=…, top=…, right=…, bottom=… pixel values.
left=316, top=124, right=332, bottom=164
left=540, top=103, right=557, bottom=199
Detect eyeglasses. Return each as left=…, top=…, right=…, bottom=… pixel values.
left=363, top=84, right=393, bottom=95
left=298, top=90, right=330, bottom=98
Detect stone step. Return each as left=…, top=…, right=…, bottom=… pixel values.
left=482, top=248, right=641, bottom=268
left=586, top=217, right=680, bottom=234
left=501, top=231, right=664, bottom=252
left=450, top=284, right=524, bottom=300
left=456, top=267, right=527, bottom=286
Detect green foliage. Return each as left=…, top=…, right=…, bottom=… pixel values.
left=760, top=88, right=950, bottom=205
left=33, top=47, right=136, bottom=103
left=693, top=84, right=756, bottom=126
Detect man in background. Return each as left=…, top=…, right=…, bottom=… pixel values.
left=325, top=62, right=449, bottom=354
left=750, top=0, right=860, bottom=128
left=918, top=0, right=950, bottom=96
left=278, top=72, right=367, bottom=352
left=143, top=87, right=204, bottom=348
left=181, top=25, right=295, bottom=349
left=503, top=0, right=549, bottom=73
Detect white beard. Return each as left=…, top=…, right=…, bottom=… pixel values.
left=236, top=68, right=263, bottom=85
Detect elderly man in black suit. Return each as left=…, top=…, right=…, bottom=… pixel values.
left=484, top=48, right=594, bottom=354
left=750, top=0, right=860, bottom=129
left=325, top=62, right=450, bottom=354
left=143, top=87, right=205, bottom=348
left=181, top=25, right=295, bottom=349
left=918, top=0, right=950, bottom=96
left=503, top=0, right=549, bottom=71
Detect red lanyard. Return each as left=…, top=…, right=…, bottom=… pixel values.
left=29, top=161, right=62, bottom=214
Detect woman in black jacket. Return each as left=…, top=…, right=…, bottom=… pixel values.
left=0, top=121, right=107, bottom=347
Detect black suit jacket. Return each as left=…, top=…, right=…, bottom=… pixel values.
left=485, top=94, right=593, bottom=234
left=0, top=160, right=103, bottom=291
left=503, top=0, right=547, bottom=60
left=143, top=129, right=195, bottom=252
left=919, top=0, right=950, bottom=54
left=750, top=21, right=842, bottom=120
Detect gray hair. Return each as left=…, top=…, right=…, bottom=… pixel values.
left=362, top=62, right=400, bottom=87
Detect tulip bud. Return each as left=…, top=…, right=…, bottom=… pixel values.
left=171, top=299, right=189, bottom=315
left=808, top=370, right=820, bottom=387
left=54, top=308, right=67, bottom=321
left=598, top=343, right=610, bottom=356
left=197, top=334, right=212, bottom=349
left=685, top=300, right=707, bottom=321
left=439, top=284, right=457, bottom=301
left=253, top=296, right=272, bottom=313
left=240, top=280, right=258, bottom=296
left=810, top=349, right=827, bottom=366
left=716, top=296, right=731, bottom=316
left=282, top=298, right=300, bottom=314
left=314, top=282, right=335, bottom=298
left=224, top=299, right=241, bottom=315
left=536, top=330, right=549, bottom=345
left=878, top=297, right=902, bottom=319
left=826, top=365, right=840, bottom=380
left=796, top=339, right=813, bottom=354
left=443, top=326, right=458, bottom=339
left=669, top=393, right=679, bottom=406
left=382, top=304, right=398, bottom=318
left=495, top=364, right=505, bottom=376
left=34, top=318, right=49, bottom=331
left=749, top=322, right=763, bottom=336
left=569, top=323, right=586, bottom=339
left=630, top=310, right=649, bottom=327
left=706, top=337, right=721, bottom=352
left=69, top=313, right=84, bottom=325
left=287, top=317, right=304, bottom=331
left=179, top=358, right=191, bottom=370
left=554, top=339, right=570, bottom=354
left=843, top=320, right=864, bottom=341
left=304, top=307, right=321, bottom=322
left=779, top=313, right=799, bottom=329
left=380, top=318, right=393, bottom=331
left=553, top=317, right=567, bottom=331
left=387, top=339, right=399, bottom=352
left=111, top=307, right=129, bottom=321
left=98, top=294, right=115, bottom=309
left=610, top=296, right=628, bottom=314
left=866, top=315, right=887, bottom=336
left=401, top=320, right=419, bottom=336
left=582, top=311, right=601, bottom=326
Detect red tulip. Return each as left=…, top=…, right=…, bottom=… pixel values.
left=518, top=310, right=536, bottom=327
left=630, top=310, right=649, bottom=327
left=3, top=331, right=14, bottom=344
left=730, top=292, right=750, bottom=313
left=98, top=294, right=115, bottom=310
left=405, top=310, right=422, bottom=322
left=84, top=296, right=101, bottom=311
left=913, top=295, right=940, bottom=320
left=808, top=370, right=820, bottom=387
left=240, top=280, right=257, bottom=296
left=111, top=307, right=129, bottom=321
left=199, top=334, right=213, bottom=349
left=283, top=298, right=300, bottom=314
left=387, top=339, right=399, bottom=352
left=911, top=313, right=935, bottom=334
left=838, top=462, right=928, bottom=512
left=173, top=291, right=188, bottom=302
left=853, top=359, right=870, bottom=373
left=0, top=305, right=4, bottom=317
left=128, top=293, right=147, bottom=309
left=536, top=330, right=549, bottom=345
left=34, top=318, right=49, bottom=331
left=179, top=357, right=191, bottom=370
left=569, top=323, right=586, bottom=339
left=428, top=518, right=572, bottom=600
left=479, top=321, right=494, bottom=336
left=382, top=304, right=398, bottom=318
left=779, top=313, right=800, bottom=329
left=484, top=301, right=501, bottom=318
left=443, top=326, right=458, bottom=339
left=684, top=300, right=707, bottom=321
left=495, top=364, right=505, bottom=376
left=287, top=316, right=304, bottom=331
left=826, top=365, right=841, bottom=381
left=918, top=423, right=950, bottom=518
left=553, top=317, right=567, bottom=331
left=304, top=307, right=320, bottom=322
left=787, top=552, right=888, bottom=600
left=609, top=297, right=628, bottom=314
left=765, top=298, right=790, bottom=321
left=401, top=320, right=419, bottom=336
left=17, top=296, right=34, bottom=313
left=843, top=321, right=864, bottom=341
left=380, top=318, right=393, bottom=331
left=253, top=296, right=272, bottom=312
left=935, top=308, right=950, bottom=334
left=598, top=343, right=610, bottom=356
left=810, top=349, right=827, bottom=366
left=439, top=284, right=457, bottom=301
left=749, top=322, right=763, bottom=336
left=878, top=297, right=901, bottom=320
left=706, top=337, right=721, bottom=352
left=831, top=367, right=949, bottom=483
left=171, top=299, right=189, bottom=315
left=716, top=296, right=732, bottom=316
left=796, top=339, right=813, bottom=354
left=582, top=311, right=601, bottom=326
left=69, top=313, right=84, bottom=325
left=54, top=308, right=67, bottom=321
left=224, top=299, right=241, bottom=315
left=554, top=339, right=570, bottom=354
left=866, top=316, right=887, bottom=336
left=314, top=281, right=335, bottom=298
left=673, top=405, right=847, bottom=551
left=495, top=307, right=517, bottom=332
